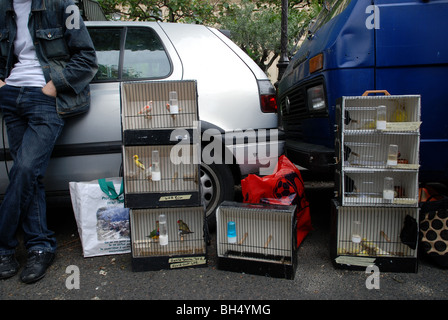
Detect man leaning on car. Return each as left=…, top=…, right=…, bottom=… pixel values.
left=0, top=0, right=98, bottom=284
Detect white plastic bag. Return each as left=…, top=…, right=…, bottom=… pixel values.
left=69, top=178, right=131, bottom=257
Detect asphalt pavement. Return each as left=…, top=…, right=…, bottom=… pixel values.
left=1, top=173, right=447, bottom=309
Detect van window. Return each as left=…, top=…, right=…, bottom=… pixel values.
left=122, top=27, right=171, bottom=80
left=88, top=28, right=121, bottom=81
left=309, top=0, right=352, bottom=35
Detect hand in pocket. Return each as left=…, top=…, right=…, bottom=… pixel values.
left=42, top=80, right=57, bottom=97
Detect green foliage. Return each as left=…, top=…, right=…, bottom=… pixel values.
left=218, top=0, right=322, bottom=72
left=96, top=0, right=224, bottom=24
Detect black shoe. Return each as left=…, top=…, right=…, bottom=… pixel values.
left=20, top=251, right=55, bottom=284
left=0, top=254, right=19, bottom=280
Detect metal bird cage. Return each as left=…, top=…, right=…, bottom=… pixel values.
left=332, top=92, right=421, bottom=273
left=336, top=169, right=419, bottom=207
left=337, top=93, right=421, bottom=132
left=121, top=80, right=199, bottom=145
left=130, top=206, right=207, bottom=271
left=330, top=200, right=419, bottom=272
left=335, top=93, right=421, bottom=207
left=216, top=201, right=297, bottom=279
left=120, top=80, right=201, bottom=208
left=340, top=134, right=420, bottom=169
left=122, top=144, right=201, bottom=208
left=120, top=80, right=206, bottom=271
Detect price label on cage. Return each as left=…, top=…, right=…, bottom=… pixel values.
left=169, top=256, right=206, bottom=268
left=385, top=121, right=421, bottom=132
left=159, top=194, right=193, bottom=201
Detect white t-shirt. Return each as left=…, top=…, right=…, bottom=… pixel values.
left=6, top=0, right=46, bottom=87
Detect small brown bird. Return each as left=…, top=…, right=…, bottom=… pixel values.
left=177, top=220, right=194, bottom=235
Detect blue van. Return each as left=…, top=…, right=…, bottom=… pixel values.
left=277, top=0, right=448, bottom=182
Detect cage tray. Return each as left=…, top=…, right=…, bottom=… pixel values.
left=123, top=128, right=197, bottom=146
left=125, top=191, right=202, bottom=209
left=132, top=254, right=207, bottom=272
left=224, top=250, right=292, bottom=264
left=217, top=255, right=296, bottom=280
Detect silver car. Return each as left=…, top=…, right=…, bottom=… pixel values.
left=0, top=21, right=283, bottom=225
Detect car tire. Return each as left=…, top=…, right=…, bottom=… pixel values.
left=200, top=162, right=235, bottom=230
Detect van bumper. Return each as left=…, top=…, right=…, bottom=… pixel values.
left=285, top=139, right=334, bottom=172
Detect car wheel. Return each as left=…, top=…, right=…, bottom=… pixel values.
left=200, top=162, right=235, bottom=230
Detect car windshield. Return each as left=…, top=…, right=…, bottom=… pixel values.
left=308, top=0, right=352, bottom=36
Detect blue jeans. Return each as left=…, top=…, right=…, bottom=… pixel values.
left=0, top=85, right=64, bottom=255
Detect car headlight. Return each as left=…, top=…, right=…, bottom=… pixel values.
left=307, top=84, right=326, bottom=111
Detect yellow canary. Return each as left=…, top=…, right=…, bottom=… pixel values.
left=362, top=120, right=376, bottom=129
left=133, top=155, right=145, bottom=170
left=361, top=238, right=389, bottom=256
left=392, top=105, right=407, bottom=122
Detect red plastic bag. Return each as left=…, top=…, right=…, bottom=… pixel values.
left=241, top=155, right=312, bottom=247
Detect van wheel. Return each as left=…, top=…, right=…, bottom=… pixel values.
left=200, top=163, right=235, bottom=230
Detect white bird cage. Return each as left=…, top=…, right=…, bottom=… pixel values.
left=216, top=201, right=297, bottom=279
left=337, top=169, right=419, bottom=206
left=335, top=93, right=421, bottom=207
left=332, top=92, right=421, bottom=273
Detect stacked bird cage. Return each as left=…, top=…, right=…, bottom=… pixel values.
left=122, top=144, right=201, bottom=208
left=216, top=201, right=298, bottom=279
left=121, top=80, right=206, bottom=271
left=130, top=207, right=206, bottom=271
left=332, top=91, right=421, bottom=272
left=121, top=80, right=199, bottom=146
